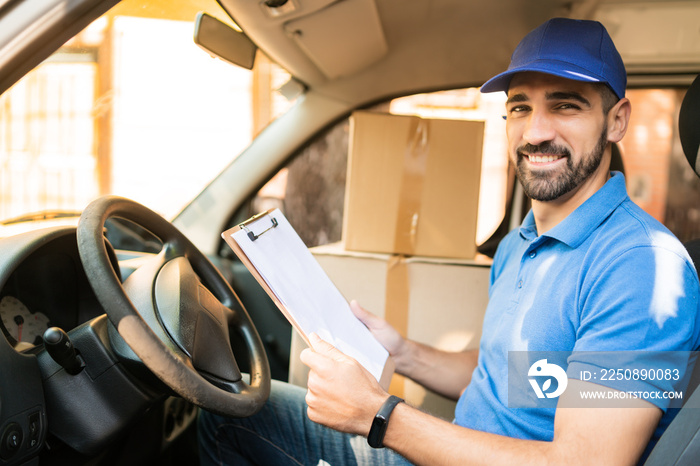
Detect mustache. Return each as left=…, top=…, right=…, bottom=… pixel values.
left=517, top=142, right=571, bottom=158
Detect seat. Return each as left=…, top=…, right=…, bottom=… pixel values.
left=643, top=74, right=700, bottom=465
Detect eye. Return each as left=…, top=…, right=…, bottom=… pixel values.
left=507, top=104, right=530, bottom=116
left=555, top=102, right=581, bottom=111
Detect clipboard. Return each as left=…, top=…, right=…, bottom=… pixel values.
left=222, top=208, right=394, bottom=389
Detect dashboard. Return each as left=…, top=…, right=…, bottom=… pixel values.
left=0, top=226, right=151, bottom=466
left=0, top=224, right=201, bottom=465
left=0, top=230, right=108, bottom=353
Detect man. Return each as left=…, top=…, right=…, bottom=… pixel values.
left=198, top=18, right=700, bottom=465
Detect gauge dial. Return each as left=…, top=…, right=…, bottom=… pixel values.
left=0, top=296, right=50, bottom=346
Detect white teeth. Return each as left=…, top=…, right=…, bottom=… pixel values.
left=528, top=155, right=562, bottom=163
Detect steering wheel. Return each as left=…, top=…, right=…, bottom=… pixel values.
left=76, top=196, right=270, bottom=417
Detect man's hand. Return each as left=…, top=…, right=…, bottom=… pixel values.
left=351, top=300, right=478, bottom=399
left=300, top=333, right=388, bottom=435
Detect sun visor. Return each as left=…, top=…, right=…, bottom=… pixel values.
left=283, top=0, right=387, bottom=80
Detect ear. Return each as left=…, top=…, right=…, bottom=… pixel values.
left=607, top=97, right=631, bottom=144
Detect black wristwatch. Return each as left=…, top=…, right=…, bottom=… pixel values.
left=367, top=395, right=404, bottom=448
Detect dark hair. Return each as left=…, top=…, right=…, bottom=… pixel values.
left=597, top=83, right=620, bottom=115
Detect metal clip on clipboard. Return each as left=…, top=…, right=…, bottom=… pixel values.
left=239, top=211, right=278, bottom=242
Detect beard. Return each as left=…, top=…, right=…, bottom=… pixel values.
left=514, top=124, right=608, bottom=202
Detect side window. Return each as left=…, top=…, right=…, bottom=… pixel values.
left=623, top=88, right=700, bottom=243
left=249, top=119, right=350, bottom=248
left=246, top=89, right=509, bottom=250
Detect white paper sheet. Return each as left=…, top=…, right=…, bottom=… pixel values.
left=229, top=209, right=389, bottom=383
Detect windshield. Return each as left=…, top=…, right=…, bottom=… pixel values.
left=0, top=0, right=294, bottom=225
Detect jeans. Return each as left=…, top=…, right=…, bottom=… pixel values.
left=198, top=379, right=412, bottom=466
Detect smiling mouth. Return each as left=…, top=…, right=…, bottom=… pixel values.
left=526, top=154, right=565, bottom=164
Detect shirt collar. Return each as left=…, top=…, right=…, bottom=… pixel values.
left=518, top=171, right=629, bottom=248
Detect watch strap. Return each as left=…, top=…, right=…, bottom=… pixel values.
left=367, top=395, right=404, bottom=448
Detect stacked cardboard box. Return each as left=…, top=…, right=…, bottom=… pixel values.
left=343, top=111, right=484, bottom=259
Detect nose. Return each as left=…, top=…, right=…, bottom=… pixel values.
left=521, top=109, right=556, bottom=147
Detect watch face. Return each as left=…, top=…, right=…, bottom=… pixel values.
left=368, top=395, right=404, bottom=448
left=367, top=415, right=388, bottom=448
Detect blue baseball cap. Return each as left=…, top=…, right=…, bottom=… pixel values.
left=481, top=18, right=626, bottom=99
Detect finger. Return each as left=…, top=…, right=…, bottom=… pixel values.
left=299, top=347, right=314, bottom=366
left=308, top=332, right=333, bottom=352
left=305, top=370, right=322, bottom=395
left=350, top=300, right=376, bottom=326
left=300, top=346, right=330, bottom=369
left=300, top=340, right=342, bottom=373
left=309, top=333, right=355, bottom=365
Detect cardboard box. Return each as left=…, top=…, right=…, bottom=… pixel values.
left=343, top=111, right=484, bottom=259
left=289, top=243, right=491, bottom=420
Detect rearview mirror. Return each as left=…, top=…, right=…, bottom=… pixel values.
left=194, top=12, right=257, bottom=70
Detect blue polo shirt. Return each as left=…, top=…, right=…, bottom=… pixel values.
left=455, top=172, right=700, bottom=453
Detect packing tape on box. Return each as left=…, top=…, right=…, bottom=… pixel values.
left=392, top=118, right=430, bottom=255
left=385, top=254, right=410, bottom=396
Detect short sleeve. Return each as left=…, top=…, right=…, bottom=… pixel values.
left=567, top=245, right=700, bottom=410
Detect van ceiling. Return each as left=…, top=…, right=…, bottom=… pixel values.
left=219, top=0, right=575, bottom=97
left=218, top=0, right=700, bottom=106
